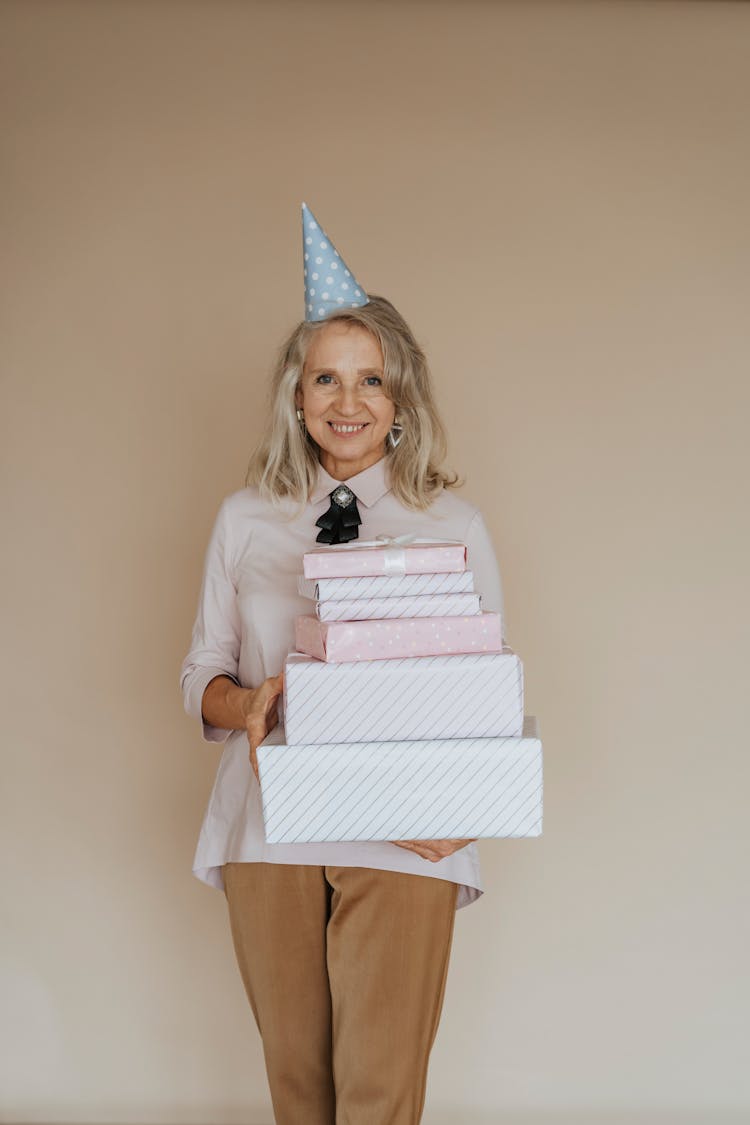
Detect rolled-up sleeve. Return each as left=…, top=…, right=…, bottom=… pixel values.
left=179, top=497, right=242, bottom=743
left=465, top=509, right=506, bottom=644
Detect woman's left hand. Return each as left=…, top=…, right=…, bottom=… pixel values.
left=390, top=838, right=476, bottom=863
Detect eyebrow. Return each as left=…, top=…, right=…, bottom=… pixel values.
left=308, top=366, right=384, bottom=375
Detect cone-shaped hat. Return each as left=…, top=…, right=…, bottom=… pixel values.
left=301, top=202, right=369, bottom=322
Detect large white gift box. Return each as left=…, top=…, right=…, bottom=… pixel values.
left=282, top=649, right=524, bottom=743
left=297, top=570, right=476, bottom=601
left=257, top=717, right=543, bottom=843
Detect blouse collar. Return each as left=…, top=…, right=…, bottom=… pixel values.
left=311, top=455, right=392, bottom=509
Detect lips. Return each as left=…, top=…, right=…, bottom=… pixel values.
left=327, top=421, right=369, bottom=435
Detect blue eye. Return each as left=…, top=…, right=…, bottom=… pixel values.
left=315, top=374, right=334, bottom=384
left=364, top=376, right=382, bottom=386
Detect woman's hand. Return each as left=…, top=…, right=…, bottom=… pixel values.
left=390, top=838, right=476, bottom=863
left=243, top=673, right=284, bottom=783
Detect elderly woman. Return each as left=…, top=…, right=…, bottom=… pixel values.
left=180, top=217, right=505, bottom=1125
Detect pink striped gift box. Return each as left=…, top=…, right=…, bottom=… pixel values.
left=294, top=611, right=503, bottom=663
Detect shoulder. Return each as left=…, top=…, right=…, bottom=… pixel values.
left=219, top=485, right=266, bottom=517
left=205, top=487, right=298, bottom=576
left=218, top=485, right=299, bottom=522
left=426, top=487, right=486, bottom=538
left=213, top=486, right=304, bottom=564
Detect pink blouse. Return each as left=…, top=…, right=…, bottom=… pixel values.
left=180, top=456, right=506, bottom=910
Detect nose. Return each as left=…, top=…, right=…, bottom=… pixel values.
left=333, top=383, right=364, bottom=416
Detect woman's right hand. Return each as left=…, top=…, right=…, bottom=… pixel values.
left=242, top=673, right=284, bottom=783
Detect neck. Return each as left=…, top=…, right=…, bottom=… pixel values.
left=319, top=449, right=385, bottom=481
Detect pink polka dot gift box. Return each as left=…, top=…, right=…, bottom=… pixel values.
left=294, top=611, right=503, bottom=664
left=302, top=537, right=467, bottom=580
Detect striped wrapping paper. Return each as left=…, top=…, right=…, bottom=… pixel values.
left=298, top=569, right=476, bottom=601
left=314, top=592, right=481, bottom=622
left=282, top=650, right=523, bottom=743
left=295, top=611, right=503, bottom=663
left=257, top=717, right=543, bottom=843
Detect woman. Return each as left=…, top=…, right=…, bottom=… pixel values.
left=180, top=290, right=505, bottom=1124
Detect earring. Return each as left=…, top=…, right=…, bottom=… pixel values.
left=387, top=417, right=403, bottom=449
left=296, top=408, right=307, bottom=435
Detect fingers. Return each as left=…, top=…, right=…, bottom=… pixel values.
left=245, top=672, right=285, bottom=778
left=246, top=714, right=269, bottom=779
left=391, top=840, right=444, bottom=862
left=254, top=674, right=283, bottom=713
left=246, top=718, right=264, bottom=750
left=391, top=839, right=476, bottom=862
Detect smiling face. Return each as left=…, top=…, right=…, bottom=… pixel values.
left=295, top=319, right=397, bottom=480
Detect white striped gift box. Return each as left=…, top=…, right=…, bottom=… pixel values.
left=314, top=592, right=481, bottom=621
left=298, top=570, right=476, bottom=601
left=282, top=649, right=523, bottom=743
left=257, top=717, right=543, bottom=843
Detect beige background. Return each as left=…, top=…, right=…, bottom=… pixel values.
left=2, top=1, right=749, bottom=1123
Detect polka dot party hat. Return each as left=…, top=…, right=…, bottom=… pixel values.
left=301, top=202, right=369, bottom=322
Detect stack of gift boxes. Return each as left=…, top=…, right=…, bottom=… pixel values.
left=257, top=538, right=543, bottom=845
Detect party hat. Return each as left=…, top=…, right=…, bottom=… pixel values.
left=301, top=202, right=369, bottom=322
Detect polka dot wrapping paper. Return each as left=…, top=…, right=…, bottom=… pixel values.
left=294, top=612, right=504, bottom=663
left=302, top=540, right=468, bottom=579
left=301, top=201, right=369, bottom=321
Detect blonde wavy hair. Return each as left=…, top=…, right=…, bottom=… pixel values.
left=245, top=295, right=460, bottom=511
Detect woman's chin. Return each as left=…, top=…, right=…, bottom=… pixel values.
left=314, top=429, right=382, bottom=457
left=316, top=442, right=387, bottom=476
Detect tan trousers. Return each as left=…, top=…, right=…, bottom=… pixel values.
left=223, top=862, right=458, bottom=1125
